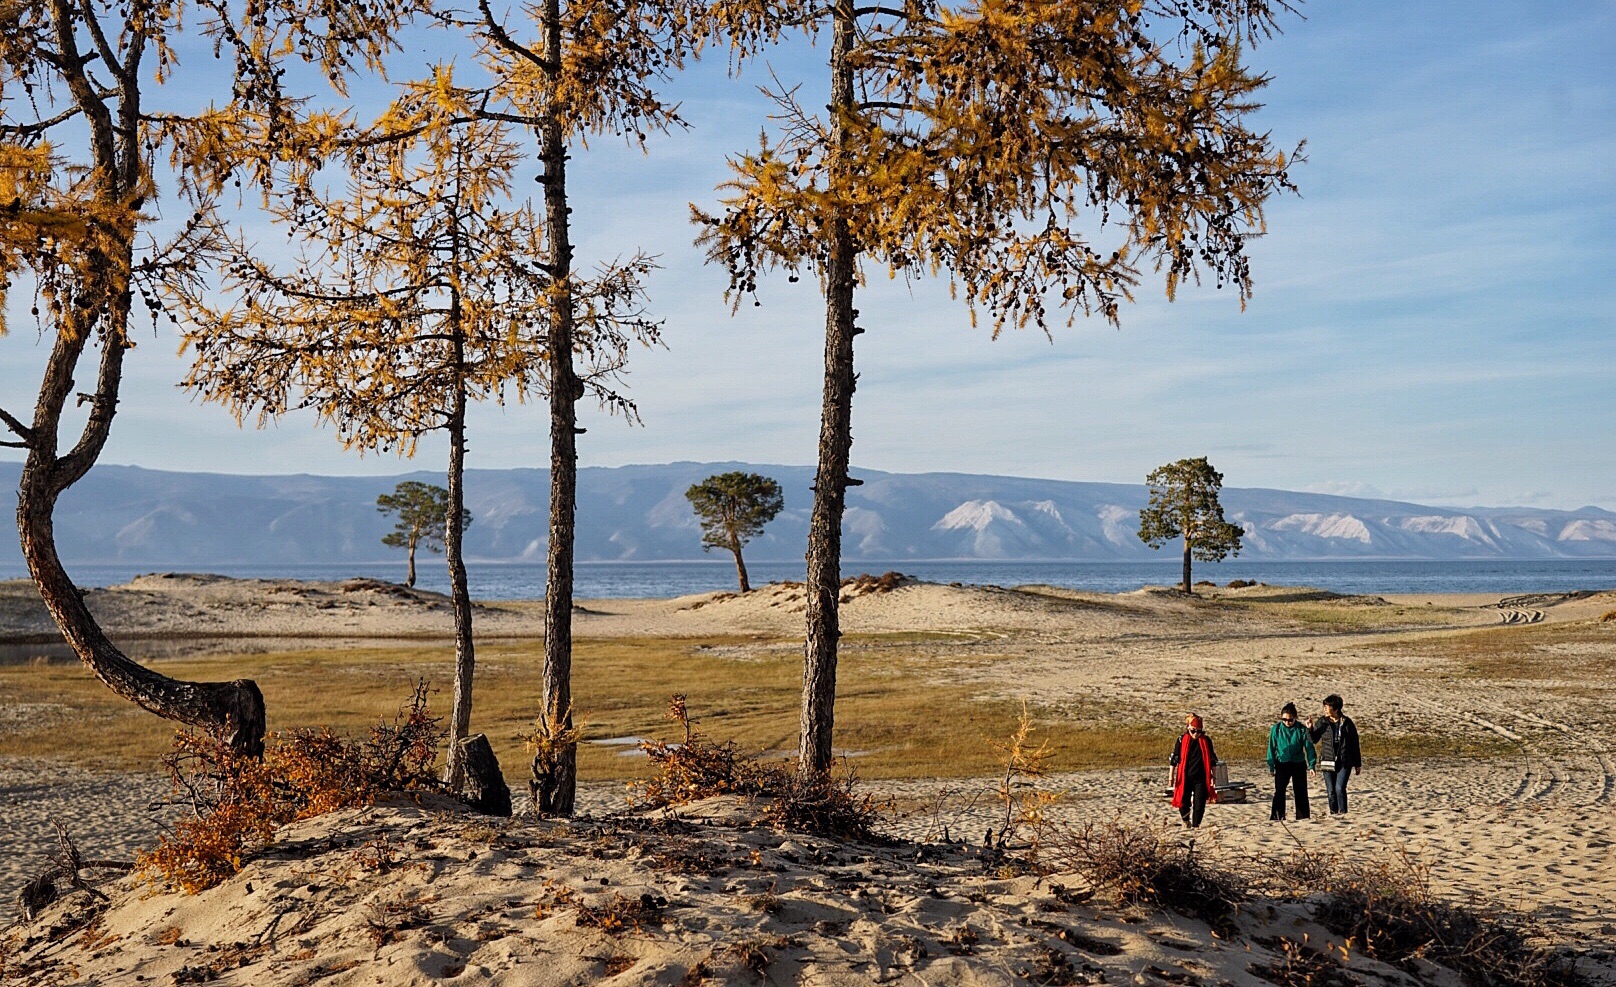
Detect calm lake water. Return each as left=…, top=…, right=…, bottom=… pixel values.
left=3, top=559, right=1613, bottom=600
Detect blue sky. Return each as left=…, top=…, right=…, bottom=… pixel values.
left=3, top=0, right=1613, bottom=509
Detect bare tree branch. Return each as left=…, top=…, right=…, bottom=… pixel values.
left=854, top=5, right=917, bottom=19
left=77, top=0, right=130, bottom=86
left=0, top=406, right=34, bottom=444
left=475, top=0, right=556, bottom=74
left=0, top=103, right=86, bottom=138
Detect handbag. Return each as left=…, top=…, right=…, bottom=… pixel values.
left=1318, top=759, right=1337, bottom=772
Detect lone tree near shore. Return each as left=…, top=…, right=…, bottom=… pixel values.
left=1138, top=457, right=1244, bottom=594
left=378, top=482, right=474, bottom=589
left=686, top=472, right=785, bottom=592
left=696, top=0, right=1300, bottom=779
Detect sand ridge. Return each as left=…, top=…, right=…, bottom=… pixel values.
left=3, top=574, right=1615, bottom=983
left=2, top=774, right=1612, bottom=986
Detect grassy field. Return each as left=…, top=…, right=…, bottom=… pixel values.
left=0, top=635, right=1183, bottom=782
left=0, top=617, right=1534, bottom=785
left=1373, top=618, right=1616, bottom=682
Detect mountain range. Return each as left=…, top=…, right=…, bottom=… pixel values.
left=2, top=460, right=1614, bottom=565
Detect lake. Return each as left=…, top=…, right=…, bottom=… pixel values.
left=3, top=558, right=1613, bottom=599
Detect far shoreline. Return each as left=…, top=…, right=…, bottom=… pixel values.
left=2, top=555, right=1614, bottom=602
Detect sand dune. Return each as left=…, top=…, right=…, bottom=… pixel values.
left=3, top=575, right=1614, bottom=984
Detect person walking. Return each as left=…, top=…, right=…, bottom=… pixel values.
left=1266, top=702, right=1316, bottom=821
left=1308, top=694, right=1362, bottom=815
left=1169, top=714, right=1220, bottom=828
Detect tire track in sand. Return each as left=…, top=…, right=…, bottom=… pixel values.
left=1395, top=694, right=1555, bottom=802
left=1402, top=693, right=1615, bottom=806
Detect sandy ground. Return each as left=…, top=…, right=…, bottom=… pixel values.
left=2, top=574, right=1614, bottom=984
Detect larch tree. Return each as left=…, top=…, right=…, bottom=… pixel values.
left=695, top=0, right=1300, bottom=778
left=0, top=0, right=419, bottom=754
left=178, top=77, right=555, bottom=788
left=378, top=481, right=473, bottom=589
left=1138, top=456, right=1243, bottom=594
left=456, top=0, right=703, bottom=815
left=686, top=471, right=785, bottom=592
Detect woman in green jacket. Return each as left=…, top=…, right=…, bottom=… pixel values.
left=1266, top=702, right=1316, bottom=820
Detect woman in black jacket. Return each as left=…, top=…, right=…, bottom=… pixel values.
left=1308, top=694, right=1362, bottom=814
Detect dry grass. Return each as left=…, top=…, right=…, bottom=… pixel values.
left=1267, top=848, right=1591, bottom=987
left=0, top=603, right=1544, bottom=783
left=0, top=635, right=1197, bottom=781
left=1221, top=598, right=1467, bottom=632
left=1380, top=622, right=1616, bottom=683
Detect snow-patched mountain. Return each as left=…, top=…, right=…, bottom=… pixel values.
left=0, top=460, right=1612, bottom=565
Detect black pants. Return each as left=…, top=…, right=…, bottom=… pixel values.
left=1271, top=762, right=1310, bottom=820
left=1179, top=777, right=1209, bottom=827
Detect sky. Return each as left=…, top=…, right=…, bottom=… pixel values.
left=3, top=0, right=1613, bottom=510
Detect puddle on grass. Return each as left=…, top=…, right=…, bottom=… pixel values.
left=588, top=736, right=652, bottom=758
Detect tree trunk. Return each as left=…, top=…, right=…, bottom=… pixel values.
left=405, top=539, right=417, bottom=588
left=442, top=304, right=476, bottom=788
left=1181, top=537, right=1193, bottom=594
left=534, top=0, right=579, bottom=816
left=729, top=532, right=750, bottom=593
left=6, top=0, right=264, bottom=757
left=799, top=0, right=859, bottom=782
left=16, top=255, right=266, bottom=757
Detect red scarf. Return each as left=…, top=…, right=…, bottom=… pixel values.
left=1171, top=732, right=1218, bottom=808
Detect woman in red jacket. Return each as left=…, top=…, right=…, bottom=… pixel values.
left=1170, top=714, right=1219, bottom=828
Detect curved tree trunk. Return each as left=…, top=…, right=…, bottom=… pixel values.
left=6, top=0, right=265, bottom=757
left=17, top=256, right=266, bottom=756
left=729, top=533, right=750, bottom=593
left=533, top=0, right=579, bottom=815
left=442, top=291, right=477, bottom=787
left=799, top=0, right=859, bottom=782
left=405, top=539, right=418, bottom=588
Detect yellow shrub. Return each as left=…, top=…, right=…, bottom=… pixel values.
left=140, top=684, right=443, bottom=893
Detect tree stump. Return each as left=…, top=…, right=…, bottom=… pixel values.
left=456, top=734, right=512, bottom=817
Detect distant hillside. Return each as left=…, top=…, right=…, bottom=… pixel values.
left=2, top=460, right=1614, bottom=565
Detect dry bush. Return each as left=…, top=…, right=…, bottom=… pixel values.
left=140, top=684, right=444, bottom=893
left=363, top=891, right=434, bottom=946
left=723, top=935, right=793, bottom=978
left=633, top=695, right=884, bottom=840
left=1045, top=818, right=1244, bottom=932
left=525, top=703, right=584, bottom=799
left=1270, top=849, right=1589, bottom=987
left=1599, top=609, right=1616, bottom=623
left=758, top=770, right=884, bottom=841
left=988, top=701, right=1059, bottom=852
left=633, top=694, right=759, bottom=805
left=1227, top=579, right=1256, bottom=588
left=839, top=571, right=910, bottom=602
left=546, top=883, right=665, bottom=936
left=1249, top=935, right=1356, bottom=987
